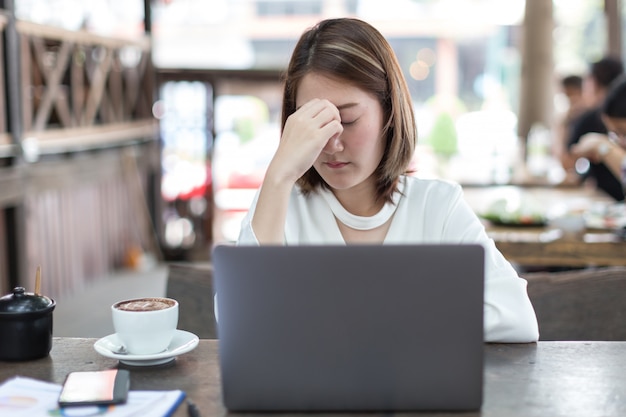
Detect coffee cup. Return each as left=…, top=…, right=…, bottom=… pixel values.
left=111, top=297, right=178, bottom=355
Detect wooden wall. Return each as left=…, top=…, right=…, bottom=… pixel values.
left=0, top=9, right=161, bottom=298
left=18, top=145, right=159, bottom=298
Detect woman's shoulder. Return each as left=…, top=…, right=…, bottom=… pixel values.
left=402, top=175, right=463, bottom=195
left=399, top=176, right=464, bottom=211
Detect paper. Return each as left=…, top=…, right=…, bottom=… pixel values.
left=0, top=376, right=185, bottom=417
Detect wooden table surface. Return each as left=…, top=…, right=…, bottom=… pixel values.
left=2, top=338, right=626, bottom=417
left=463, top=185, right=626, bottom=267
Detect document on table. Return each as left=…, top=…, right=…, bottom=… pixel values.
left=0, top=376, right=185, bottom=417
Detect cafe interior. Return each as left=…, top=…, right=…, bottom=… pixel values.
left=1, top=0, right=626, bottom=416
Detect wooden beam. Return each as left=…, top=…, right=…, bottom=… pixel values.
left=20, top=33, right=32, bottom=131
left=22, top=119, right=158, bottom=154
left=16, top=20, right=150, bottom=51
left=4, top=1, right=23, bottom=142
left=71, top=46, right=85, bottom=126
left=605, top=0, right=622, bottom=59
left=31, top=39, right=74, bottom=130
left=517, top=0, right=554, bottom=143
left=83, top=48, right=114, bottom=125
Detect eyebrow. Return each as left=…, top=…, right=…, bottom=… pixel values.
left=295, top=102, right=359, bottom=111
left=336, top=102, right=359, bottom=110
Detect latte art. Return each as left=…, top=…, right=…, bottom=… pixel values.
left=115, top=298, right=174, bottom=312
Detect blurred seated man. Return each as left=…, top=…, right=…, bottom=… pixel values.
left=566, top=56, right=624, bottom=201
left=571, top=75, right=626, bottom=188
left=555, top=74, right=587, bottom=179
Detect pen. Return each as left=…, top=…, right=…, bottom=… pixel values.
left=187, top=399, right=201, bottom=417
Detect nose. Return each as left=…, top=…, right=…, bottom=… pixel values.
left=322, top=133, right=344, bottom=154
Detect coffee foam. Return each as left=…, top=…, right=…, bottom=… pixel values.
left=115, top=298, right=174, bottom=312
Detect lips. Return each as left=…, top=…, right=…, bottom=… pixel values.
left=325, top=161, right=348, bottom=169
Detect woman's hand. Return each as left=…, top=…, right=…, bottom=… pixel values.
left=266, top=98, right=343, bottom=185
left=250, top=99, right=343, bottom=244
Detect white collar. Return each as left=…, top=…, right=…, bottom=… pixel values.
left=319, top=179, right=404, bottom=231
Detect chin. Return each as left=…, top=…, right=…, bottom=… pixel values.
left=320, top=176, right=364, bottom=191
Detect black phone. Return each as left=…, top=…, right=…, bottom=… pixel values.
left=58, top=369, right=130, bottom=407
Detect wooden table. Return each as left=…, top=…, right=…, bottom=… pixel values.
left=2, top=338, right=626, bottom=416
left=462, top=185, right=626, bottom=267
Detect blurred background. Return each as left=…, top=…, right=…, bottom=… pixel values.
left=0, top=0, right=624, bottom=300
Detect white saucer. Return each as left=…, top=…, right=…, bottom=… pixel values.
left=94, top=329, right=199, bottom=366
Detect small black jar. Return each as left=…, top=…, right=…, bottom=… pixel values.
left=0, top=287, right=56, bottom=361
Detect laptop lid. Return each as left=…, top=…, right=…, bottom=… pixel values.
left=213, top=244, right=485, bottom=412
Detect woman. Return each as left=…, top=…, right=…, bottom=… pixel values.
left=238, top=18, right=538, bottom=343
left=571, top=75, right=626, bottom=187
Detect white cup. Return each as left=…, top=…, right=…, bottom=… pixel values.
left=111, top=297, right=179, bottom=355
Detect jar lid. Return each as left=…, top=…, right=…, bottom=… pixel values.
left=0, top=287, right=55, bottom=314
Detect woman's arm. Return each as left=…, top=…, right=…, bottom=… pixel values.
left=443, top=185, right=540, bottom=342
left=250, top=99, right=343, bottom=244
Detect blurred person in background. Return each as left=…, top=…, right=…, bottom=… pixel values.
left=554, top=74, right=587, bottom=180
left=571, top=75, right=626, bottom=188
left=565, top=56, right=624, bottom=201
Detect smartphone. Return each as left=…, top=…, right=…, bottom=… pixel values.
left=58, top=369, right=130, bottom=407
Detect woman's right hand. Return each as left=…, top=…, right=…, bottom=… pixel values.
left=266, top=98, right=344, bottom=185
left=250, top=99, right=343, bottom=244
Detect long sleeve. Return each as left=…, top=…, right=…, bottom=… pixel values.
left=395, top=179, right=539, bottom=343
left=237, top=191, right=261, bottom=245
left=450, top=191, right=539, bottom=342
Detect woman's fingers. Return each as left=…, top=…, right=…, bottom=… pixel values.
left=288, top=99, right=341, bottom=134
left=269, top=99, right=343, bottom=182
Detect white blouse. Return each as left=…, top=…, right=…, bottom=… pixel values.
left=238, top=175, right=539, bottom=343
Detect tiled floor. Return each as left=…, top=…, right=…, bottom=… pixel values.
left=53, top=265, right=168, bottom=338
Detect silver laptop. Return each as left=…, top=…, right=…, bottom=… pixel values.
left=212, top=244, right=485, bottom=412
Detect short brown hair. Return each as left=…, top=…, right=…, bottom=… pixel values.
left=281, top=18, right=417, bottom=203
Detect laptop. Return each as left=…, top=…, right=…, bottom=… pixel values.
left=212, top=244, right=485, bottom=412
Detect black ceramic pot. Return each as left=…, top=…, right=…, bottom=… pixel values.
left=0, top=287, right=56, bottom=361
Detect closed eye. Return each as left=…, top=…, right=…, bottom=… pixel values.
left=341, top=118, right=358, bottom=126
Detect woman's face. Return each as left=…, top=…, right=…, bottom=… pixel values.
left=296, top=72, right=385, bottom=193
